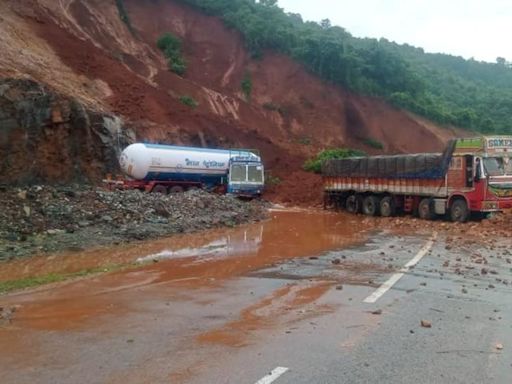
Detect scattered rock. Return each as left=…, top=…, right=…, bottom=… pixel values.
left=17, top=190, right=27, bottom=200
left=0, top=186, right=269, bottom=258
left=101, top=215, right=113, bottom=223
left=0, top=306, right=17, bottom=325
left=420, top=320, right=432, bottom=328
left=46, top=229, right=65, bottom=236
left=371, top=309, right=382, bottom=315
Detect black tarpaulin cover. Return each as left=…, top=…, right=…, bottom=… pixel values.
left=322, top=140, right=456, bottom=179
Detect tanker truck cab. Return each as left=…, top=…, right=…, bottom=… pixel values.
left=227, top=153, right=265, bottom=198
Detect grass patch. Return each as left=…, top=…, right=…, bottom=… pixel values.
left=262, top=102, right=288, bottom=116
left=0, top=264, right=133, bottom=295
left=296, top=136, right=312, bottom=145
left=241, top=71, right=252, bottom=101
left=265, top=174, right=282, bottom=186
left=179, top=95, right=199, bottom=108
left=362, top=137, right=384, bottom=150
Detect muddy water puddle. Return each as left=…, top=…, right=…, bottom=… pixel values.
left=0, top=210, right=373, bottom=282
left=0, top=210, right=382, bottom=331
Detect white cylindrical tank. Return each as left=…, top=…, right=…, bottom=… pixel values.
left=119, top=143, right=260, bottom=181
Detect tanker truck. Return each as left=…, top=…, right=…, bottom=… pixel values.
left=323, top=136, right=512, bottom=222
left=109, top=143, right=265, bottom=197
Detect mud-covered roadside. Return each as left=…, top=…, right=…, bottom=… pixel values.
left=0, top=186, right=269, bottom=260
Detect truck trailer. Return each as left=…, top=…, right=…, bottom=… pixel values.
left=323, top=136, right=512, bottom=222
left=110, top=143, right=265, bottom=197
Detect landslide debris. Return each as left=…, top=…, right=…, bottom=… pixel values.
left=0, top=186, right=269, bottom=260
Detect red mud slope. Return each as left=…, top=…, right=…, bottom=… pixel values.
left=0, top=0, right=467, bottom=205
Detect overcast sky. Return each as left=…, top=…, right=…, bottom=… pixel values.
left=277, top=0, right=511, bottom=63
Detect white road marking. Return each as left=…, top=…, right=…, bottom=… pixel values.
left=363, top=232, right=437, bottom=304
left=255, top=367, right=289, bottom=384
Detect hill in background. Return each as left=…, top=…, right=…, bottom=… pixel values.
left=180, top=0, right=512, bottom=134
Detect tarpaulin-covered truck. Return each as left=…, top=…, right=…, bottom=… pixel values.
left=322, top=136, right=512, bottom=222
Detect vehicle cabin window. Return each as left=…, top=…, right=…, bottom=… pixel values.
left=247, top=165, right=263, bottom=183
left=483, top=157, right=505, bottom=176
left=230, top=164, right=247, bottom=182
left=504, top=158, right=512, bottom=175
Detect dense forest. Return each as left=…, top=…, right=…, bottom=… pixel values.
left=176, top=0, right=512, bottom=135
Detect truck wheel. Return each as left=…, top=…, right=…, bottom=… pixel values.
left=362, top=195, right=380, bottom=216
left=418, top=198, right=435, bottom=220
left=380, top=196, right=396, bottom=217
left=346, top=195, right=360, bottom=214
left=450, top=199, right=469, bottom=223
left=152, top=185, right=168, bottom=194
left=170, top=186, right=185, bottom=194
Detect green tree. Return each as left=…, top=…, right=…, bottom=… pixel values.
left=304, top=148, right=366, bottom=173
left=157, top=32, right=187, bottom=76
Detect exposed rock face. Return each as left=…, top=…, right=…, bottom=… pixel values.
left=0, top=78, right=134, bottom=184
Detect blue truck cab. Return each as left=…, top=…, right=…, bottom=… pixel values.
left=227, top=152, right=265, bottom=197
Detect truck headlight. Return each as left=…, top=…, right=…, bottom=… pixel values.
left=483, top=201, right=499, bottom=210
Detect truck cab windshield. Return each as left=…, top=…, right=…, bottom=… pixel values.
left=230, top=164, right=264, bottom=183
left=230, top=164, right=247, bottom=182
left=483, top=157, right=510, bottom=176
left=247, top=165, right=264, bottom=183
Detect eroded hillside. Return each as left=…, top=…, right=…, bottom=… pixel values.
left=0, top=0, right=465, bottom=203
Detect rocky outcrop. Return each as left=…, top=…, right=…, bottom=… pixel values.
left=0, top=78, right=134, bottom=184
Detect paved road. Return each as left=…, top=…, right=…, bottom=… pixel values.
left=1, top=211, right=511, bottom=384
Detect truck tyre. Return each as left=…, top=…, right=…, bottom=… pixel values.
left=346, top=195, right=360, bottom=214
left=380, top=196, right=396, bottom=217
left=170, top=186, right=185, bottom=194
left=450, top=199, right=469, bottom=222
left=418, top=198, right=435, bottom=220
left=152, top=185, right=168, bottom=194
left=362, top=195, right=380, bottom=216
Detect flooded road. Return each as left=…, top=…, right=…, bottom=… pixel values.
left=0, top=210, right=371, bottom=283
left=1, top=210, right=511, bottom=384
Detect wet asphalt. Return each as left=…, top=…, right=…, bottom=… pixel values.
left=1, top=212, right=511, bottom=384
left=181, top=234, right=512, bottom=384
